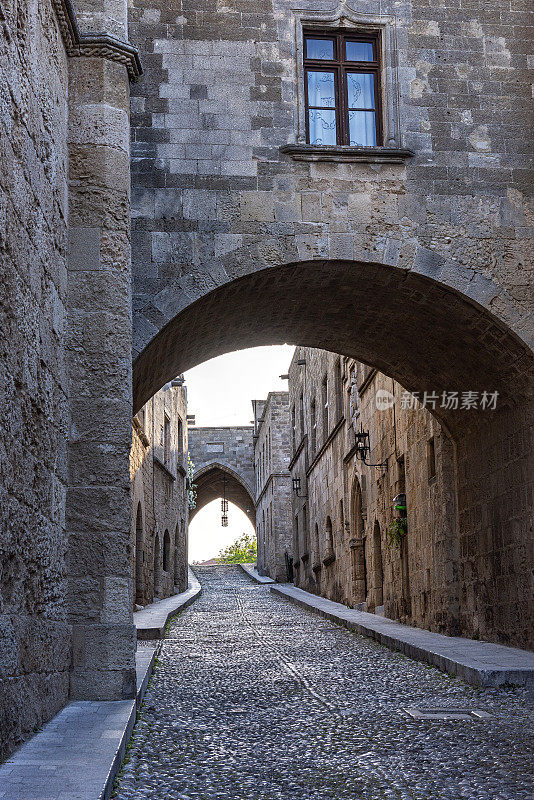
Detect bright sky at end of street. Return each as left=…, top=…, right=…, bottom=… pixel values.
left=188, top=500, right=254, bottom=562
left=183, top=344, right=295, bottom=427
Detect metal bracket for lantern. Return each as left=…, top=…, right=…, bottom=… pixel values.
left=354, top=425, right=388, bottom=470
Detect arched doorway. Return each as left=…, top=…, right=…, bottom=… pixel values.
left=163, top=529, right=171, bottom=573
left=373, top=520, right=384, bottom=609
left=174, top=519, right=187, bottom=593
left=312, top=522, right=321, bottom=592
left=154, top=533, right=161, bottom=597
left=324, top=516, right=335, bottom=566
left=135, top=503, right=144, bottom=605
left=350, top=477, right=367, bottom=606
left=131, top=260, right=534, bottom=645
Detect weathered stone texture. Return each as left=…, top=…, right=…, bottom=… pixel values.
left=253, top=392, right=292, bottom=581
left=288, top=347, right=533, bottom=648
left=130, top=0, right=533, bottom=376
left=0, top=0, right=71, bottom=760
left=130, top=382, right=189, bottom=607
left=127, top=0, right=533, bottom=650
left=188, top=425, right=255, bottom=524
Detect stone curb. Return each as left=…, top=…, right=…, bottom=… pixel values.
left=134, top=567, right=202, bottom=639
left=239, top=563, right=275, bottom=583
left=271, top=584, right=534, bottom=688
left=0, top=647, right=157, bottom=800
left=99, top=647, right=157, bottom=800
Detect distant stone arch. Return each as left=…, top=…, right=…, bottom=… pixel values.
left=190, top=462, right=255, bottom=523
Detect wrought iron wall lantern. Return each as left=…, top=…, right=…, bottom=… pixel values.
left=354, top=425, right=388, bottom=470
left=292, top=477, right=308, bottom=497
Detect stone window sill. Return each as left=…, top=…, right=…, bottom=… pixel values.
left=279, top=144, right=415, bottom=164
left=154, top=456, right=176, bottom=482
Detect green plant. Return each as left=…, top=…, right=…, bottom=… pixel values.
left=186, top=453, right=197, bottom=510
left=216, top=532, right=257, bottom=564
left=386, top=516, right=407, bottom=548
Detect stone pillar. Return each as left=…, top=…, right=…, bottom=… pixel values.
left=66, top=1, right=136, bottom=699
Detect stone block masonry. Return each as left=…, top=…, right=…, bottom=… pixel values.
left=253, top=393, right=292, bottom=581
left=188, top=426, right=256, bottom=524
left=127, top=0, right=534, bottom=653
left=0, top=0, right=71, bottom=761
left=130, top=380, right=189, bottom=608
left=0, top=0, right=143, bottom=759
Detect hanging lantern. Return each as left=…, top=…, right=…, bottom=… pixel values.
left=221, top=475, right=228, bottom=526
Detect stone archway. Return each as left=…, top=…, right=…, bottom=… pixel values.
left=191, top=463, right=255, bottom=524
left=131, top=259, right=533, bottom=646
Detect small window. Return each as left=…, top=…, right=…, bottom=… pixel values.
left=164, top=414, right=171, bottom=463
left=303, top=29, right=381, bottom=146
left=310, top=398, right=317, bottom=454
left=427, top=437, right=436, bottom=481
left=322, top=374, right=329, bottom=441
left=177, top=417, right=183, bottom=454
left=291, top=404, right=296, bottom=452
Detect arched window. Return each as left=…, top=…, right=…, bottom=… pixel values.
left=313, top=522, right=321, bottom=569
left=163, top=529, right=171, bottom=572
left=324, top=516, right=335, bottom=565
left=135, top=503, right=144, bottom=604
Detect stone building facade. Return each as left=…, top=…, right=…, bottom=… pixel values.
left=1, top=0, right=532, bottom=765
left=127, top=0, right=534, bottom=652
left=130, top=379, right=189, bottom=608
left=288, top=347, right=463, bottom=637
left=188, top=425, right=255, bottom=525
left=253, top=394, right=293, bottom=581
left=1, top=0, right=142, bottom=759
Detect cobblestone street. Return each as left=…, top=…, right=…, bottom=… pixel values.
left=114, top=567, right=533, bottom=800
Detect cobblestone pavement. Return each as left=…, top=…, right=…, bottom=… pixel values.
left=113, top=566, right=533, bottom=800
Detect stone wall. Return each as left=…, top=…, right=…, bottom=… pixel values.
left=130, top=0, right=532, bottom=380
left=127, top=1, right=533, bottom=650
left=188, top=426, right=255, bottom=498
left=253, top=392, right=292, bottom=581
left=130, top=381, right=189, bottom=607
left=287, top=347, right=531, bottom=645
left=0, top=0, right=71, bottom=760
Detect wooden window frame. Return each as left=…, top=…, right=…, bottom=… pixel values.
left=303, top=29, right=383, bottom=146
